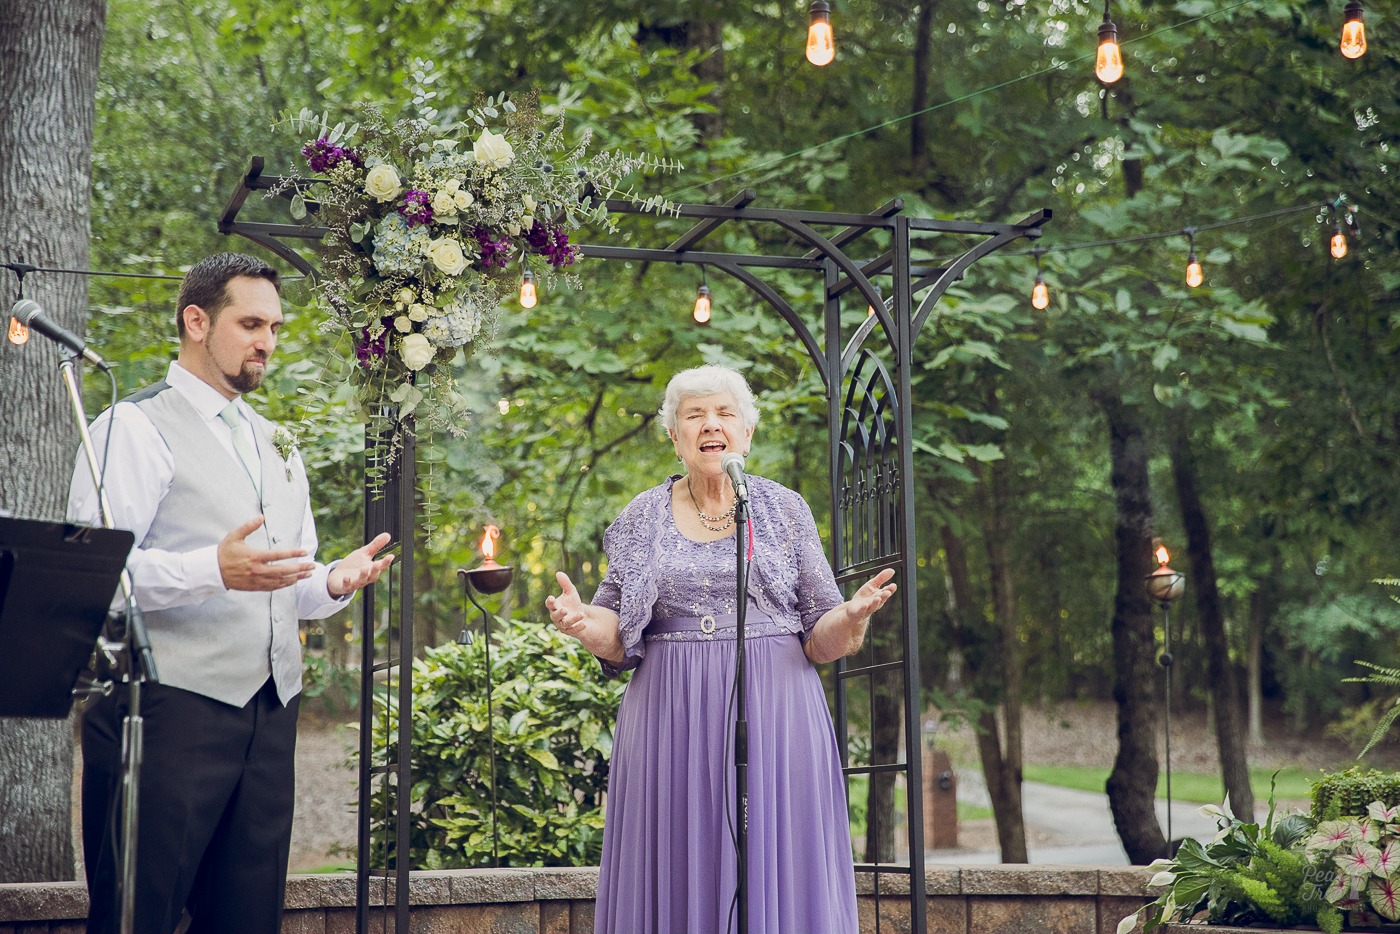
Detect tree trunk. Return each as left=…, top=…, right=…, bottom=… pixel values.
left=910, top=2, right=935, bottom=175
left=982, top=458, right=1027, bottom=862
left=940, top=523, right=1028, bottom=862
left=1166, top=410, right=1254, bottom=819
left=1248, top=588, right=1264, bottom=745
left=688, top=18, right=724, bottom=139
left=0, top=0, right=106, bottom=882
left=1097, top=391, right=1167, bottom=864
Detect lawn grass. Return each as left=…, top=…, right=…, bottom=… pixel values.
left=1022, top=763, right=1321, bottom=804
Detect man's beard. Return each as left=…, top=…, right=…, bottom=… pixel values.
left=227, top=359, right=266, bottom=393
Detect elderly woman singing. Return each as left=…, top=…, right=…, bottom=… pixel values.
left=546, top=364, right=896, bottom=934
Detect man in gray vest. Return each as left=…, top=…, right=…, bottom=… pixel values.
left=69, top=252, right=395, bottom=934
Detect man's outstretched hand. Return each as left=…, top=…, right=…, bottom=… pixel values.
left=328, top=532, right=395, bottom=597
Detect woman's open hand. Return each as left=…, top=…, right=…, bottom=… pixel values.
left=804, top=567, right=898, bottom=664
left=546, top=571, right=625, bottom=665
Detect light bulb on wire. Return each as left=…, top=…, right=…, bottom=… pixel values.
left=806, top=0, right=835, bottom=66
left=1096, top=1, right=1124, bottom=84
left=7, top=315, right=29, bottom=345
left=693, top=283, right=712, bottom=324
left=1330, top=222, right=1349, bottom=259
left=1031, top=250, right=1050, bottom=310
left=1184, top=230, right=1203, bottom=288
left=1185, top=252, right=1203, bottom=288
left=518, top=269, right=538, bottom=308
left=1340, top=0, right=1367, bottom=59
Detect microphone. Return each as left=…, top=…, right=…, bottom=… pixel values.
left=721, top=452, right=749, bottom=503
left=11, top=299, right=108, bottom=370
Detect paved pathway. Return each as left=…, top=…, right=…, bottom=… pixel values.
left=928, top=773, right=1229, bottom=865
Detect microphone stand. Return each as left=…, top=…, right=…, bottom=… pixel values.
left=60, top=356, right=158, bottom=934
left=731, top=486, right=750, bottom=934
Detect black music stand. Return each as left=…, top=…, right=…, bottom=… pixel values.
left=0, top=516, right=133, bottom=718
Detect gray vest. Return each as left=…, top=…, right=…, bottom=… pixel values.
left=131, top=383, right=305, bottom=707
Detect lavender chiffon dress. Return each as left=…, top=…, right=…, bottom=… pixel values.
left=592, top=490, right=858, bottom=934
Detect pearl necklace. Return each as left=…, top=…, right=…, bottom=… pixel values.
left=687, top=480, right=736, bottom=532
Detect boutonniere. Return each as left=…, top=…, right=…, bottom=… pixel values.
left=272, top=426, right=300, bottom=481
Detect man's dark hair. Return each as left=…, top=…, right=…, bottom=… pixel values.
left=175, top=252, right=281, bottom=338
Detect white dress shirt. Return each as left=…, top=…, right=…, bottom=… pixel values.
left=67, top=361, right=348, bottom=619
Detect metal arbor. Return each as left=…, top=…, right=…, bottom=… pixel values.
left=219, top=157, right=1048, bottom=934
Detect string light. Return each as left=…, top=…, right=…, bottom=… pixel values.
left=1184, top=229, right=1203, bottom=288
left=806, top=0, right=835, bottom=66
left=7, top=316, right=28, bottom=345
left=693, top=268, right=712, bottom=323
left=1031, top=249, right=1050, bottom=309
left=518, top=269, right=537, bottom=308
left=1340, top=0, right=1367, bottom=59
left=693, top=285, right=712, bottom=323
left=1096, top=1, right=1124, bottom=84
left=1330, top=222, right=1348, bottom=259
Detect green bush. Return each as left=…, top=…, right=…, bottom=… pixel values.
left=367, top=616, right=626, bottom=869
left=1311, top=767, right=1400, bottom=821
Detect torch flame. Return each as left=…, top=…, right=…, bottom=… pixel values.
left=1155, top=544, right=1170, bottom=565
left=480, top=525, right=500, bottom=561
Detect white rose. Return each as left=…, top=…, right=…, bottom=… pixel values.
left=520, top=213, right=534, bottom=230
left=431, top=189, right=459, bottom=217
left=399, top=333, right=435, bottom=371
left=396, top=288, right=415, bottom=304
left=454, top=190, right=474, bottom=209
left=364, top=163, right=402, bottom=202
left=428, top=237, right=469, bottom=275
left=408, top=303, right=430, bottom=322
left=394, top=316, right=412, bottom=333
left=446, top=179, right=461, bottom=193
left=473, top=129, right=514, bottom=169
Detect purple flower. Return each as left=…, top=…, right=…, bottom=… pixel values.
left=397, top=189, right=434, bottom=228
left=355, top=324, right=389, bottom=367
left=302, top=137, right=362, bottom=174
left=526, top=220, right=578, bottom=268
left=473, top=226, right=513, bottom=269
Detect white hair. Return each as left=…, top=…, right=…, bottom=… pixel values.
left=658, top=364, right=760, bottom=434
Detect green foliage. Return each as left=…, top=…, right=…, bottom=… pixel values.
left=367, top=617, right=625, bottom=868
left=1312, top=769, right=1400, bottom=822
left=1121, top=790, right=1337, bottom=934
left=300, top=653, right=360, bottom=717
left=1304, top=800, right=1400, bottom=923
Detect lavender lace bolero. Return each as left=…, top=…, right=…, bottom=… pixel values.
left=591, top=475, right=844, bottom=677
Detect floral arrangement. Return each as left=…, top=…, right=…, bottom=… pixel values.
left=1306, top=801, right=1400, bottom=923
left=285, top=94, right=668, bottom=441
left=1116, top=796, right=1341, bottom=934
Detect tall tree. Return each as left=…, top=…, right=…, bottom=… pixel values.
left=1097, top=388, right=1168, bottom=864
left=1166, top=406, right=1253, bottom=819
left=0, top=0, right=107, bottom=882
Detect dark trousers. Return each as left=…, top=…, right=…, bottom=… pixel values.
left=81, top=679, right=299, bottom=934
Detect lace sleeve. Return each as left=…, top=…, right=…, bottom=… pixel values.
left=791, top=496, right=844, bottom=634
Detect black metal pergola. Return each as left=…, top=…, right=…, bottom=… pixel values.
left=220, top=157, right=1048, bottom=934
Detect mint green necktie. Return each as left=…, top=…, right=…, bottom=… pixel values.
left=218, top=401, right=262, bottom=496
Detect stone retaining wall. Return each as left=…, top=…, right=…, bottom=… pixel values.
left=0, top=864, right=1155, bottom=934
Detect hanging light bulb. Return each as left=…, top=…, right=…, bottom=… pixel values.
left=518, top=269, right=538, bottom=308
left=1096, top=2, right=1124, bottom=84
left=1184, top=230, right=1203, bottom=288
left=1031, top=274, right=1050, bottom=310
left=693, top=284, right=712, bottom=324
left=1340, top=0, right=1367, bottom=59
left=8, top=315, right=29, bottom=345
left=1330, top=222, right=1349, bottom=259
left=1030, top=250, right=1050, bottom=310
left=806, top=0, right=835, bottom=66
left=1185, top=251, right=1203, bottom=288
